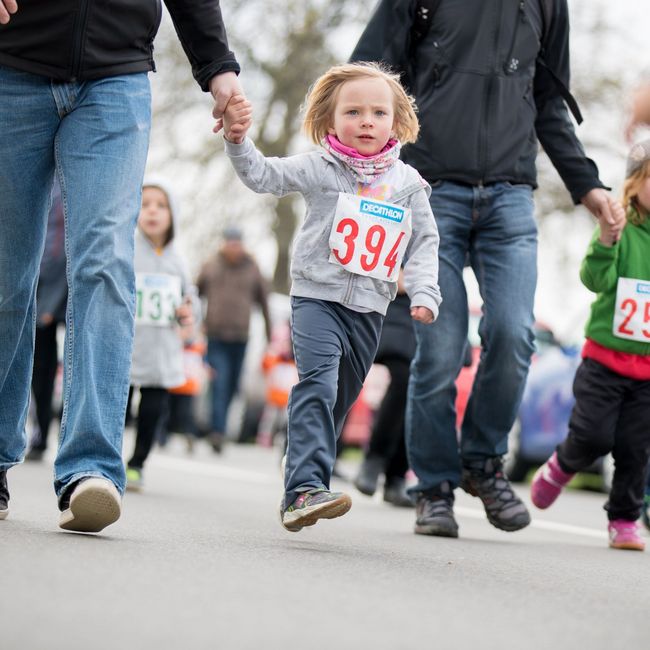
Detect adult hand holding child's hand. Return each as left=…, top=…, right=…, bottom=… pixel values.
left=411, top=306, right=434, bottom=324
left=220, top=95, right=252, bottom=143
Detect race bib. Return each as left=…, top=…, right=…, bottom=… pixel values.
left=328, top=193, right=412, bottom=282
left=135, top=273, right=182, bottom=327
left=612, top=277, right=650, bottom=342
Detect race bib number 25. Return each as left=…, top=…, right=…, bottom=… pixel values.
left=328, top=193, right=412, bottom=282
left=613, top=277, right=650, bottom=342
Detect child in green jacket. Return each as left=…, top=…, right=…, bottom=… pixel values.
left=531, top=140, right=650, bottom=551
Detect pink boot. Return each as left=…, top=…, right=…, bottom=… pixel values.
left=530, top=452, right=574, bottom=509
left=608, top=520, right=646, bottom=551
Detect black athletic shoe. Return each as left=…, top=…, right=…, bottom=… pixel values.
left=354, top=456, right=384, bottom=496
left=414, top=481, right=458, bottom=537
left=460, top=456, right=531, bottom=532
left=0, top=470, right=9, bottom=520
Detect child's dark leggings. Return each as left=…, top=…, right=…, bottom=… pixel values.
left=127, top=386, right=170, bottom=470
left=556, top=358, right=650, bottom=521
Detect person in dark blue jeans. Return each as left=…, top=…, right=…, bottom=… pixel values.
left=352, top=0, right=624, bottom=538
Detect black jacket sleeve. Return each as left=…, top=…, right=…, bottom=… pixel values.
left=164, top=0, right=240, bottom=91
left=348, top=0, right=414, bottom=70
left=533, top=0, right=605, bottom=204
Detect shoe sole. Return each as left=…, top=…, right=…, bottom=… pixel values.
left=414, top=522, right=459, bottom=538
left=59, top=478, right=121, bottom=533
left=0, top=509, right=8, bottom=520
left=609, top=541, right=645, bottom=551
left=282, top=494, right=352, bottom=533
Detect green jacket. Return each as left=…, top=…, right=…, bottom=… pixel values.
left=581, top=219, right=650, bottom=354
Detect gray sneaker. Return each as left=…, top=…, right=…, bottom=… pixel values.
left=414, top=481, right=458, bottom=537
left=460, top=457, right=531, bottom=532
left=281, top=488, right=352, bottom=532
left=0, top=470, right=9, bottom=520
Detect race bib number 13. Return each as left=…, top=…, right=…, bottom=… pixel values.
left=329, top=193, right=412, bottom=282
left=135, top=273, right=182, bottom=327
left=612, top=277, right=650, bottom=342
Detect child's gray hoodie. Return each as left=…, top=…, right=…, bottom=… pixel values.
left=225, top=138, right=441, bottom=318
left=131, top=179, right=194, bottom=389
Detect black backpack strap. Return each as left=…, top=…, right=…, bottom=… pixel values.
left=537, top=0, right=583, bottom=124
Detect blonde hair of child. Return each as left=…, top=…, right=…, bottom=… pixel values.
left=302, top=62, right=419, bottom=146
left=622, top=160, right=650, bottom=225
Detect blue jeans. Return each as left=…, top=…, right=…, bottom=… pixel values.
left=0, top=66, right=151, bottom=500
left=206, top=339, right=248, bottom=433
left=406, top=181, right=537, bottom=492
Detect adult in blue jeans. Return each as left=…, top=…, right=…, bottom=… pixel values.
left=351, top=0, right=625, bottom=537
left=0, top=1, right=244, bottom=533
left=197, top=227, right=271, bottom=453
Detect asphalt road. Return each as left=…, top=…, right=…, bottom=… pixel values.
left=1, top=435, right=648, bottom=650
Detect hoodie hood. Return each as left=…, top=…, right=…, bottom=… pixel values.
left=141, top=175, right=180, bottom=245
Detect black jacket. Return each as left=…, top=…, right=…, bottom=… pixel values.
left=350, top=0, right=604, bottom=203
left=0, top=0, right=239, bottom=91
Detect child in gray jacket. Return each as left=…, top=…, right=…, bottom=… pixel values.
left=125, top=179, right=196, bottom=491
left=223, top=62, right=441, bottom=532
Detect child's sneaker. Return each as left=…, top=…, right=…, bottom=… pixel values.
left=608, top=519, right=645, bottom=551
left=281, top=488, right=352, bottom=532
left=126, top=467, right=144, bottom=492
left=641, top=493, right=650, bottom=533
left=530, top=451, right=574, bottom=509
left=0, top=470, right=9, bottom=520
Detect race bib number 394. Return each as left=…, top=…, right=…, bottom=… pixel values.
left=613, top=277, right=650, bottom=342
left=328, top=193, right=412, bottom=282
left=135, top=273, right=182, bottom=327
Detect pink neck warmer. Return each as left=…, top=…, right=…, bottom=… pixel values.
left=322, top=134, right=401, bottom=184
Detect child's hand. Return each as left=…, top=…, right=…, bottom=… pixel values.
left=176, top=300, right=195, bottom=340
left=219, top=94, right=252, bottom=143
left=598, top=199, right=626, bottom=246
left=411, top=306, right=434, bottom=324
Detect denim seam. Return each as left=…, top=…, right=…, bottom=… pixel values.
left=54, top=141, right=75, bottom=455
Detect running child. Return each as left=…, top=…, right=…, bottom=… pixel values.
left=221, top=62, right=441, bottom=532
left=531, top=140, right=650, bottom=551
left=126, top=179, right=196, bottom=491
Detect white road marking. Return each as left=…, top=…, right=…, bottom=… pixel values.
left=151, top=454, right=608, bottom=539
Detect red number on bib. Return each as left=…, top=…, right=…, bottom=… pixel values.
left=618, top=298, right=637, bottom=336
left=643, top=302, right=650, bottom=339
left=333, top=218, right=359, bottom=265
left=383, top=231, right=406, bottom=278
left=361, top=225, right=386, bottom=272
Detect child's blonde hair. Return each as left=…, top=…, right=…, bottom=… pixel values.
left=622, top=160, right=650, bottom=225
left=302, top=62, right=419, bottom=146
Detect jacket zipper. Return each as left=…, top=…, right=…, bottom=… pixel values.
left=503, top=1, right=526, bottom=75
left=480, top=0, right=502, bottom=183
left=71, top=0, right=90, bottom=80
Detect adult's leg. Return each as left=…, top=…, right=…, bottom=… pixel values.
left=0, top=66, right=58, bottom=471
left=461, top=182, right=537, bottom=462
left=406, top=182, right=473, bottom=492
left=53, top=74, right=151, bottom=500
left=128, top=387, right=171, bottom=470
left=207, top=338, right=230, bottom=434
left=223, top=341, right=248, bottom=418
left=30, top=322, right=60, bottom=451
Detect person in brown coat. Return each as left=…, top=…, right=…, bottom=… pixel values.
left=197, top=227, right=271, bottom=452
